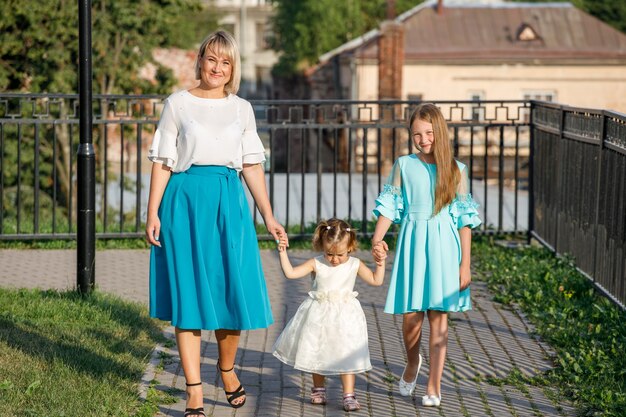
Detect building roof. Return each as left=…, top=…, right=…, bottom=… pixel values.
left=319, top=0, right=626, bottom=65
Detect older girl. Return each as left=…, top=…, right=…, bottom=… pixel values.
left=372, top=103, right=481, bottom=407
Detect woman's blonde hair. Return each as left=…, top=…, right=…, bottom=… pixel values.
left=409, top=103, right=460, bottom=215
left=312, top=218, right=357, bottom=253
left=195, top=30, right=241, bottom=94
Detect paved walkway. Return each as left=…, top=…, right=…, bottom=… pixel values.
left=0, top=249, right=577, bottom=417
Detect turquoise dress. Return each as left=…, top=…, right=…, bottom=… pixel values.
left=373, top=154, right=482, bottom=313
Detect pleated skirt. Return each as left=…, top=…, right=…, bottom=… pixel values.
left=384, top=211, right=472, bottom=314
left=149, top=165, right=274, bottom=330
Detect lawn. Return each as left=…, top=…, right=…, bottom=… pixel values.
left=0, top=235, right=624, bottom=416
left=0, top=289, right=171, bottom=417
left=473, top=237, right=626, bottom=417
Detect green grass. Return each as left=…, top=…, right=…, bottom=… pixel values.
left=473, top=236, right=626, bottom=417
left=0, top=288, right=169, bottom=416
left=1, top=235, right=624, bottom=415
left=0, top=219, right=397, bottom=250
left=0, top=238, right=151, bottom=250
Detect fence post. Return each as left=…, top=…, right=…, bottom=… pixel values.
left=77, top=0, right=96, bottom=294
left=554, top=105, right=565, bottom=254
left=527, top=101, right=535, bottom=244
left=592, top=112, right=606, bottom=283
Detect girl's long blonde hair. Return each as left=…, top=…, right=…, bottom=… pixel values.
left=409, top=103, right=460, bottom=215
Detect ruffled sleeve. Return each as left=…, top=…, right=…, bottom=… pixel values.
left=241, top=101, right=266, bottom=165
left=449, top=165, right=482, bottom=229
left=373, top=159, right=404, bottom=224
left=148, top=99, right=178, bottom=169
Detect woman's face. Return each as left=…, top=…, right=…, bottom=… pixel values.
left=323, top=238, right=350, bottom=266
left=411, top=118, right=435, bottom=155
left=199, top=48, right=232, bottom=92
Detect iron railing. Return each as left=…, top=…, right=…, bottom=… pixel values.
left=2, top=94, right=624, bottom=306
left=0, top=94, right=531, bottom=242
left=530, top=101, right=626, bottom=307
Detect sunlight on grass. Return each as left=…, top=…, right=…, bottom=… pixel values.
left=473, top=236, right=626, bottom=417
left=0, top=288, right=167, bottom=416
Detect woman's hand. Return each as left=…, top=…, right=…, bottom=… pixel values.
left=371, top=240, right=388, bottom=266
left=277, top=235, right=289, bottom=252
left=145, top=215, right=161, bottom=247
left=459, top=264, right=472, bottom=291
left=266, top=217, right=288, bottom=248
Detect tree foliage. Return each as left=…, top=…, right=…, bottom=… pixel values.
left=269, top=0, right=424, bottom=76
left=0, top=0, right=207, bottom=94
left=0, top=0, right=222, bottom=234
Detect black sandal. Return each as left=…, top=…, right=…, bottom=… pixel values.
left=217, top=361, right=246, bottom=408
left=184, top=382, right=206, bottom=417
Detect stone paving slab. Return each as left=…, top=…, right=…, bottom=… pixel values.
left=0, top=248, right=578, bottom=416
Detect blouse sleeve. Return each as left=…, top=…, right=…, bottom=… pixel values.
left=373, top=159, right=404, bottom=223
left=449, top=165, right=482, bottom=229
left=241, top=101, right=266, bottom=165
left=148, top=99, right=178, bottom=169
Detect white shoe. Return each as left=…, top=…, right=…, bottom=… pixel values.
left=421, top=394, right=441, bottom=407
left=398, top=354, right=422, bottom=396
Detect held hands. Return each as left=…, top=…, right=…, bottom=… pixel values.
left=371, top=240, right=389, bottom=266
left=145, top=215, right=161, bottom=247
left=265, top=217, right=289, bottom=249
left=276, top=235, right=289, bottom=252
left=459, top=264, right=472, bottom=291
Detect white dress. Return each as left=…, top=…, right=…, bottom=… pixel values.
left=272, top=256, right=372, bottom=375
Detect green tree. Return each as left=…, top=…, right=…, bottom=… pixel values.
left=269, top=0, right=424, bottom=76
left=0, top=0, right=219, bottom=234
left=0, top=0, right=207, bottom=94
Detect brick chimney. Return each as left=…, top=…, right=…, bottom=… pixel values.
left=378, top=12, right=404, bottom=100
left=378, top=0, right=404, bottom=173
left=437, top=0, right=444, bottom=15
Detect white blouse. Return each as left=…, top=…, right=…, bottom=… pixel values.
left=148, top=90, right=265, bottom=172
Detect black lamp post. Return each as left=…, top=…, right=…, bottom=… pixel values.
left=77, top=0, right=96, bottom=293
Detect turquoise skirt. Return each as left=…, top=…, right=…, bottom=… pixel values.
left=149, top=165, right=274, bottom=330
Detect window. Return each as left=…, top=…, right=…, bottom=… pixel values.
left=522, top=91, right=556, bottom=122
left=255, top=22, right=270, bottom=50
left=469, top=91, right=485, bottom=122
left=517, top=23, right=540, bottom=42
left=523, top=91, right=556, bottom=102
left=255, top=66, right=271, bottom=95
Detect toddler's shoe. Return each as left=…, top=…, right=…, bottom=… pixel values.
left=398, top=354, right=422, bottom=396
left=421, top=394, right=441, bottom=407
left=310, top=387, right=326, bottom=405
left=342, top=393, right=360, bottom=412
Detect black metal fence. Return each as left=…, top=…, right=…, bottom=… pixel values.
left=0, top=94, right=531, bottom=241
left=531, top=101, right=626, bottom=307
left=2, top=93, right=624, bottom=305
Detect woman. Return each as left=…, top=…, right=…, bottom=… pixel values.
left=145, top=30, right=286, bottom=415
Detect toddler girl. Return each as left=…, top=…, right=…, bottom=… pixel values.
left=273, top=218, right=385, bottom=412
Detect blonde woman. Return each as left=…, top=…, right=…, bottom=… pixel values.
left=145, top=30, right=286, bottom=415
left=371, top=103, right=481, bottom=407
